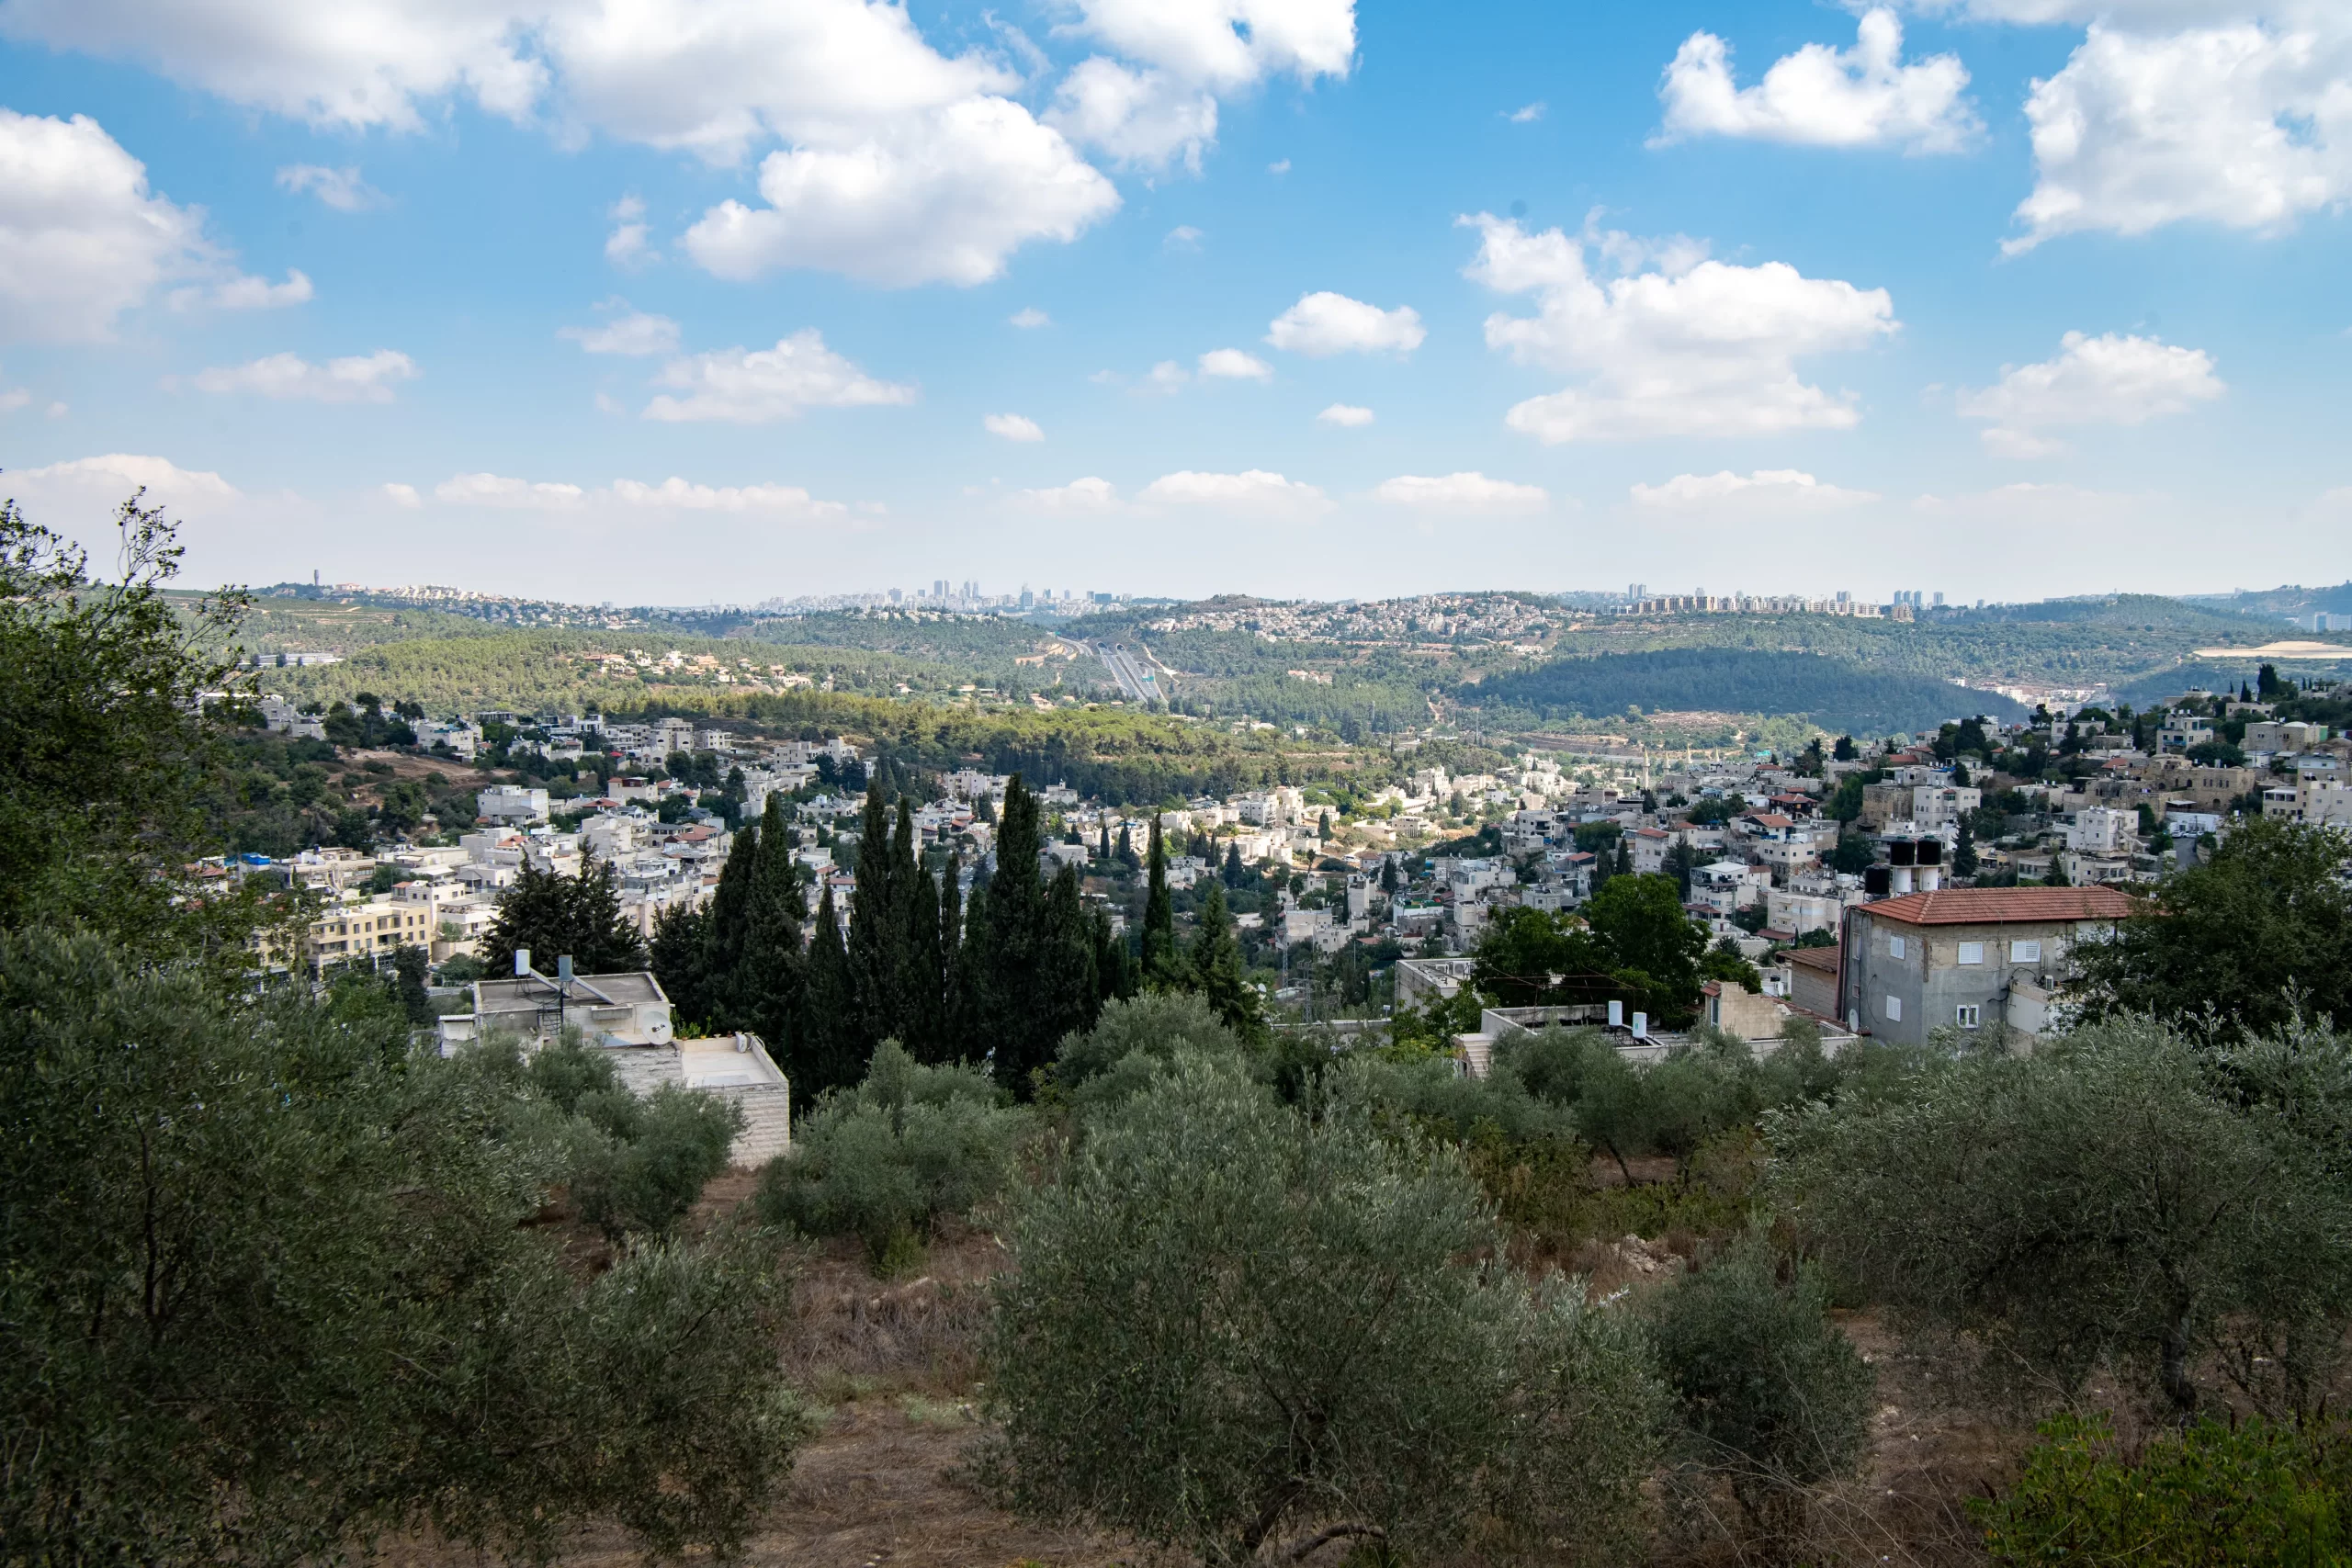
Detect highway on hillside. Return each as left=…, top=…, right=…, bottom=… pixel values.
left=1071, top=637, right=1165, bottom=705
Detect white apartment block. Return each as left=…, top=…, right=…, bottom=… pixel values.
left=478, top=784, right=550, bottom=825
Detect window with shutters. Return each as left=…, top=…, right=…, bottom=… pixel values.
left=1883, top=995, right=1902, bottom=1021
left=2009, top=939, right=2042, bottom=963
left=1957, top=942, right=1984, bottom=964
left=1956, top=1004, right=1981, bottom=1028
left=1889, top=935, right=1906, bottom=959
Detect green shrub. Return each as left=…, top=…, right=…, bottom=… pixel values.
left=571, top=1083, right=743, bottom=1242
left=457, top=1032, right=742, bottom=1242
left=1649, top=1231, right=1874, bottom=1542
left=1773, top=1017, right=2352, bottom=1416
left=1340, top=1048, right=1583, bottom=1147
left=983, top=1058, right=1667, bottom=1565
left=755, top=1041, right=1028, bottom=1267
left=1051, top=989, right=1249, bottom=1109
left=1975, top=1413, right=2352, bottom=1566
left=0, top=928, right=801, bottom=1564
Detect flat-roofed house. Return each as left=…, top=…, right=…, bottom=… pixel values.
left=435, top=963, right=789, bottom=1165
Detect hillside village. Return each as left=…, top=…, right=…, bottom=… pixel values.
left=241, top=670, right=2351, bottom=1061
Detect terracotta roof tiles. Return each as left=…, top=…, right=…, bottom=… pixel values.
left=1860, top=886, right=2138, bottom=926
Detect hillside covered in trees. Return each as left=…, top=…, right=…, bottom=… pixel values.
left=1472, top=649, right=2028, bottom=736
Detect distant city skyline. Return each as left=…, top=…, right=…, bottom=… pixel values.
left=2, top=0, right=2346, bottom=602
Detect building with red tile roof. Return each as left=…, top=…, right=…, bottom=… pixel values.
left=1839, top=885, right=2137, bottom=1044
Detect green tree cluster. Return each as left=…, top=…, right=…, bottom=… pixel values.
left=1776, top=1014, right=2352, bottom=1418
left=0, top=495, right=808, bottom=1563
left=2071, top=818, right=2352, bottom=1038
left=0, top=492, right=264, bottom=953
left=754, top=1041, right=1028, bottom=1268
left=657, top=775, right=1126, bottom=1101
left=1473, top=874, right=1711, bottom=1024
left=482, top=852, right=650, bottom=976
left=0, top=923, right=800, bottom=1563
left=984, top=1058, right=1667, bottom=1564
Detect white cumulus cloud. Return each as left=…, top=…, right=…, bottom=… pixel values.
left=560, top=299, right=680, bottom=355
left=276, top=164, right=382, bottom=210
left=1630, top=468, right=1881, bottom=507
left=433, top=473, right=588, bottom=509
left=0, top=108, right=209, bottom=342
left=1048, top=58, right=1219, bottom=171
left=1013, top=476, right=1121, bottom=511
left=681, top=98, right=1118, bottom=288
left=642, top=330, right=915, bottom=423
left=170, top=269, right=313, bottom=312
left=1048, top=0, right=1355, bottom=168
left=1371, top=472, right=1548, bottom=513
left=2007, top=19, right=2352, bottom=251
left=191, top=349, right=419, bottom=403
left=1463, top=212, right=1896, bottom=442
left=1059, top=0, right=1356, bottom=91
left=605, top=194, right=655, bottom=267
left=1317, top=402, right=1374, bottom=426
left=1009, top=307, right=1051, bottom=328
left=605, top=477, right=845, bottom=515
left=424, top=470, right=848, bottom=516
left=1197, top=347, right=1273, bottom=380
left=984, top=412, right=1045, bottom=441
left=1957, top=330, right=2224, bottom=457
left=381, top=481, right=422, bottom=508
left=11, top=452, right=240, bottom=505
left=1139, top=468, right=1331, bottom=517
left=1656, top=9, right=1977, bottom=152
left=0, top=0, right=1131, bottom=288
left=1264, top=290, right=1425, bottom=356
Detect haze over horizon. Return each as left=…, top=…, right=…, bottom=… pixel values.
left=3, top=0, right=2347, bottom=604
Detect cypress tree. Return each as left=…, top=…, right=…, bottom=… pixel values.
left=886, top=799, right=920, bottom=1033
left=1091, top=906, right=1136, bottom=1004
left=846, top=780, right=898, bottom=1051
left=1115, top=821, right=1135, bottom=869
left=1224, top=841, right=1243, bottom=887
left=944, top=875, right=984, bottom=1064
left=1140, top=816, right=1184, bottom=989
left=700, top=818, right=758, bottom=1029
left=899, top=860, right=946, bottom=1061
left=737, top=796, right=806, bottom=1053
left=647, top=899, right=712, bottom=1026
left=796, top=885, right=865, bottom=1096
left=1040, top=862, right=1100, bottom=1046
left=980, top=774, right=1052, bottom=1097
left=1098, top=824, right=1111, bottom=863
left=1190, top=882, right=1263, bottom=1043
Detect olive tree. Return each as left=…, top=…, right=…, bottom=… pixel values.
left=1649, top=1233, right=1873, bottom=1546
left=1772, top=1015, right=2352, bottom=1417
left=983, top=1059, right=1665, bottom=1564
left=0, top=929, right=808, bottom=1564
left=756, top=1040, right=1029, bottom=1267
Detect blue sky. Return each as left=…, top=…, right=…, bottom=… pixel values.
left=1, top=0, right=2346, bottom=604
